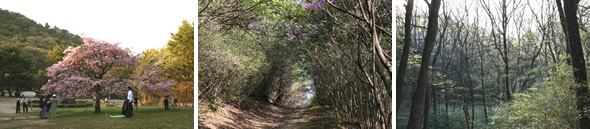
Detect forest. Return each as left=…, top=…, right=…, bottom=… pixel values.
left=0, top=8, right=83, bottom=96
left=397, top=0, right=590, bottom=128
left=198, top=0, right=391, bottom=128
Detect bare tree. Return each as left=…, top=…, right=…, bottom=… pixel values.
left=407, top=0, right=442, bottom=128
left=480, top=0, right=522, bottom=101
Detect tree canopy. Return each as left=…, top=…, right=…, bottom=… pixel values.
left=0, top=8, right=83, bottom=95
left=199, top=0, right=392, bottom=128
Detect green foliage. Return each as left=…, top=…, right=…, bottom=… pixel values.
left=198, top=21, right=269, bottom=102
left=0, top=43, right=32, bottom=93
left=164, top=20, right=194, bottom=102
left=0, top=8, right=83, bottom=91
left=209, top=96, right=222, bottom=111
left=491, top=62, right=577, bottom=128
left=165, top=20, right=194, bottom=82
left=46, top=45, right=65, bottom=64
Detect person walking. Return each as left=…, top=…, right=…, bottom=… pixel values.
left=50, top=94, right=58, bottom=118
left=164, top=91, right=170, bottom=110
left=16, top=98, right=20, bottom=114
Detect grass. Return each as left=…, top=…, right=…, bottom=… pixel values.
left=0, top=106, right=193, bottom=129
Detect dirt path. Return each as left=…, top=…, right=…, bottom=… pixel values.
left=276, top=108, right=304, bottom=129
left=198, top=101, right=355, bottom=129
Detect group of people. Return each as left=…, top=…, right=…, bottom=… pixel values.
left=39, top=94, right=58, bottom=119
left=15, top=87, right=175, bottom=119
left=15, top=94, right=58, bottom=119
left=15, top=95, right=32, bottom=113
left=164, top=92, right=178, bottom=110
left=163, top=91, right=178, bottom=110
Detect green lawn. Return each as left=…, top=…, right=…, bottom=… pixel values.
left=0, top=106, right=193, bottom=129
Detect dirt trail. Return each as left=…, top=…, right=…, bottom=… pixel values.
left=276, top=108, right=305, bottom=129
left=198, top=101, right=356, bottom=129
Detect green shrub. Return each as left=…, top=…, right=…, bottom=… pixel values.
left=491, top=62, right=577, bottom=128
left=209, top=96, right=221, bottom=111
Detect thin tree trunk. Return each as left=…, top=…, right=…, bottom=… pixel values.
left=556, top=0, right=571, bottom=63
left=478, top=45, right=489, bottom=123
left=462, top=87, right=471, bottom=129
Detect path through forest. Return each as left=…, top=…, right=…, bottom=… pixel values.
left=198, top=100, right=360, bottom=129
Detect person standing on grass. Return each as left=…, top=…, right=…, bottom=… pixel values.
left=123, top=86, right=134, bottom=118
left=50, top=94, right=58, bottom=118
left=16, top=98, right=20, bottom=114
left=45, top=94, right=52, bottom=118
left=40, top=96, right=47, bottom=119
left=22, top=96, right=28, bottom=113
left=164, top=91, right=170, bottom=110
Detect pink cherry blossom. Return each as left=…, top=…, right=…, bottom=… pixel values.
left=132, top=57, right=175, bottom=96
left=42, top=36, right=136, bottom=104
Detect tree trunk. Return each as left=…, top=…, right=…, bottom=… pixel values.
left=556, top=0, right=572, bottom=63
left=561, top=0, right=590, bottom=128
left=468, top=64, right=475, bottom=129
left=498, top=0, right=511, bottom=101
left=462, top=90, right=471, bottom=129
left=423, top=82, right=430, bottom=129
left=479, top=47, right=489, bottom=123
left=397, top=0, right=415, bottom=112
left=95, top=85, right=101, bottom=113
left=445, top=83, right=449, bottom=128
left=7, top=87, right=12, bottom=97
left=432, top=85, right=437, bottom=128
left=503, top=34, right=511, bottom=101
left=407, top=0, right=441, bottom=128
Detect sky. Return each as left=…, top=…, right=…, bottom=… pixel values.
left=395, top=0, right=558, bottom=38
left=0, top=0, right=196, bottom=54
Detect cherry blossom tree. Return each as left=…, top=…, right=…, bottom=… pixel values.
left=132, top=56, right=175, bottom=100
left=42, top=36, right=136, bottom=113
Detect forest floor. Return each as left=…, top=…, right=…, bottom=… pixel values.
left=198, top=100, right=360, bottom=129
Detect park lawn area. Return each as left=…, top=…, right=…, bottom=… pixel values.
left=0, top=106, right=193, bottom=129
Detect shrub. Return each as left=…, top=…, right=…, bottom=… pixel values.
left=209, top=96, right=221, bottom=111
left=491, top=62, right=577, bottom=128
